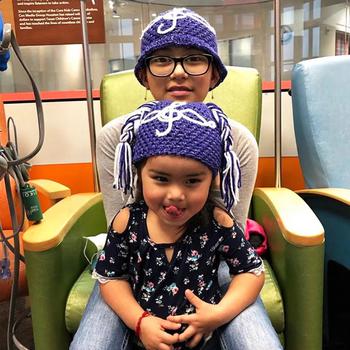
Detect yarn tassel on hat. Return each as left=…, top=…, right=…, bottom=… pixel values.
left=114, top=139, right=133, bottom=197
left=113, top=102, right=156, bottom=198
left=206, top=103, right=241, bottom=211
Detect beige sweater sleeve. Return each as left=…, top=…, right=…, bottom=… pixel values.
left=96, top=115, right=258, bottom=229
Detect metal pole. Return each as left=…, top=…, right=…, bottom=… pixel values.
left=274, top=0, right=282, bottom=188
left=80, top=0, right=100, bottom=192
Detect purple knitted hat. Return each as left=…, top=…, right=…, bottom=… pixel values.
left=133, top=100, right=221, bottom=174
left=114, top=101, right=241, bottom=211
left=134, top=8, right=227, bottom=89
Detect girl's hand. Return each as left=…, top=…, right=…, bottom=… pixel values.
left=139, top=315, right=181, bottom=350
left=166, top=289, right=222, bottom=348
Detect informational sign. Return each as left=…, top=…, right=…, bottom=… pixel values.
left=12, top=0, right=105, bottom=45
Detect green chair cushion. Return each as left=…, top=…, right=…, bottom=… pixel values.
left=260, top=260, right=285, bottom=334
left=65, top=265, right=95, bottom=334
left=65, top=259, right=284, bottom=336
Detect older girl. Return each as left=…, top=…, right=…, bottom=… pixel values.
left=70, top=8, right=282, bottom=350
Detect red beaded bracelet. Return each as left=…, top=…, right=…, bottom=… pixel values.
left=135, top=311, right=151, bottom=337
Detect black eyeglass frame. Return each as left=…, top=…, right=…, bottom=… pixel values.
left=145, top=53, right=213, bottom=77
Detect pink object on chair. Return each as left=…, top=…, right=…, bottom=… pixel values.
left=245, top=218, right=268, bottom=256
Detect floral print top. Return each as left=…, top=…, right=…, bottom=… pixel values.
left=94, top=200, right=263, bottom=320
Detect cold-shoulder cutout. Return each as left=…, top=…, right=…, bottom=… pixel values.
left=112, top=207, right=131, bottom=234
left=213, top=207, right=234, bottom=228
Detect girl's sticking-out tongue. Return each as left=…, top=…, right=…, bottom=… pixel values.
left=165, top=205, right=182, bottom=217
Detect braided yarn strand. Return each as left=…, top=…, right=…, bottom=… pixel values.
left=114, top=102, right=156, bottom=197
left=206, top=103, right=241, bottom=211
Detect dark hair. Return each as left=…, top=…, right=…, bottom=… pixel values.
left=186, top=200, right=215, bottom=231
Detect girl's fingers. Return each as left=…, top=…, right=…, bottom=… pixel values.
left=184, top=289, right=203, bottom=308
left=177, top=325, right=196, bottom=342
left=186, top=333, right=203, bottom=348
left=161, top=319, right=182, bottom=330
left=166, top=315, right=181, bottom=323
left=160, top=330, right=179, bottom=345
left=167, top=313, right=196, bottom=324
left=158, top=343, right=174, bottom=350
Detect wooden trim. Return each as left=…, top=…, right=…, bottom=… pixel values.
left=23, top=193, right=102, bottom=251
left=254, top=187, right=324, bottom=246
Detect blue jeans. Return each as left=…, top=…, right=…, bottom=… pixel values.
left=70, top=263, right=282, bottom=350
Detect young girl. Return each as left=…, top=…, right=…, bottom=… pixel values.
left=71, top=7, right=282, bottom=350
left=93, top=100, right=265, bottom=350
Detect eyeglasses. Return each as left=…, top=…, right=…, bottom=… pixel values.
left=145, top=54, right=213, bottom=77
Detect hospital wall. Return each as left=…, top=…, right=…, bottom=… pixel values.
left=1, top=90, right=305, bottom=194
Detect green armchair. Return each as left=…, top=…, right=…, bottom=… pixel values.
left=23, top=67, right=325, bottom=350
left=0, top=177, right=71, bottom=302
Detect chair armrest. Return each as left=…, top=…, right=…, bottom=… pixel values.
left=252, top=187, right=324, bottom=350
left=28, top=179, right=71, bottom=204
left=23, top=193, right=107, bottom=350
left=23, top=193, right=101, bottom=252
left=254, top=187, right=324, bottom=246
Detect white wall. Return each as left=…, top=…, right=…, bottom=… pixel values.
left=4, top=100, right=102, bottom=165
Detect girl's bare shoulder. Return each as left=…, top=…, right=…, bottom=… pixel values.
left=112, top=207, right=131, bottom=234
left=213, top=206, right=234, bottom=228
